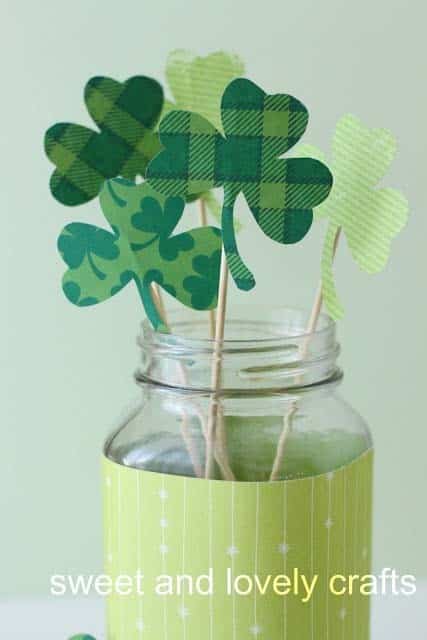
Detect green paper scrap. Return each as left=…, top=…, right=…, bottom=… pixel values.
left=200, top=189, right=242, bottom=232
left=45, top=76, right=163, bottom=206
left=68, top=636, right=96, bottom=640
left=297, top=114, right=409, bottom=320
left=163, top=50, right=245, bottom=229
left=147, top=78, right=333, bottom=291
left=58, top=180, right=222, bottom=330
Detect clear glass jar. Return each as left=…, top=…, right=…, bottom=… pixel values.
left=105, top=307, right=372, bottom=481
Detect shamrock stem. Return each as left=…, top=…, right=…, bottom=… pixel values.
left=134, top=277, right=167, bottom=332
left=131, top=235, right=159, bottom=252
left=269, top=225, right=342, bottom=481
left=87, top=252, right=106, bottom=281
left=106, top=180, right=126, bottom=208
left=222, top=193, right=255, bottom=291
left=198, top=197, right=216, bottom=339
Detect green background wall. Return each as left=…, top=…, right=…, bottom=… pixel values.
left=1, top=0, right=425, bottom=594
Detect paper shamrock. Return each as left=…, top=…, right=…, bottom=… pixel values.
left=58, top=180, right=222, bottom=330
left=146, top=78, right=333, bottom=291
left=163, top=50, right=245, bottom=228
left=297, top=114, right=409, bottom=319
left=45, top=76, right=163, bottom=206
left=68, top=636, right=96, bottom=640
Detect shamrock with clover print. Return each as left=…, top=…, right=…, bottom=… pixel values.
left=296, top=114, right=409, bottom=319
left=45, top=76, right=164, bottom=206
left=146, top=78, right=333, bottom=291
left=58, top=180, right=222, bottom=330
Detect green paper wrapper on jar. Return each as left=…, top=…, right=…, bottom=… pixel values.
left=103, top=308, right=373, bottom=639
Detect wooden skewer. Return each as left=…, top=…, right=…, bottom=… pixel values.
left=151, top=283, right=167, bottom=326
left=269, top=406, right=297, bottom=481
left=197, top=197, right=234, bottom=479
left=150, top=281, right=233, bottom=479
left=204, top=252, right=235, bottom=480
left=150, top=284, right=166, bottom=326
left=150, top=283, right=203, bottom=479
left=214, top=404, right=235, bottom=480
left=269, top=226, right=342, bottom=481
left=301, top=227, right=342, bottom=357
left=198, top=198, right=216, bottom=339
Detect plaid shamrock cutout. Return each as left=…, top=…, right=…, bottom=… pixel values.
left=45, top=76, right=163, bottom=206
left=147, top=78, right=333, bottom=290
left=58, top=180, right=222, bottom=330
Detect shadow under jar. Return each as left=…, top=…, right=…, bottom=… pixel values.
left=103, top=308, right=373, bottom=640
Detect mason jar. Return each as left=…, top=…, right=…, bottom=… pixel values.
left=103, top=307, right=373, bottom=640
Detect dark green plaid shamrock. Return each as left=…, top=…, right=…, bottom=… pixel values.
left=45, top=76, right=163, bottom=206
left=58, top=180, right=222, bottom=330
left=147, top=78, right=333, bottom=290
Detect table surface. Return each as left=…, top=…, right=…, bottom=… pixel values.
left=1, top=584, right=426, bottom=638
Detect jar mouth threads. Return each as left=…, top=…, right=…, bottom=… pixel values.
left=137, top=307, right=340, bottom=394
left=141, top=306, right=335, bottom=346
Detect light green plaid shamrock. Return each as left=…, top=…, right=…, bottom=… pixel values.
left=297, top=114, right=409, bottom=319
left=58, top=180, right=222, bottom=330
left=146, top=78, right=333, bottom=291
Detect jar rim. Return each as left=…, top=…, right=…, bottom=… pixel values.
left=140, top=306, right=335, bottom=352
left=137, top=307, right=340, bottom=393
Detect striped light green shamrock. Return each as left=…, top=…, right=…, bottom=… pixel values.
left=45, top=76, right=163, bottom=206
left=163, top=49, right=245, bottom=228
left=58, top=180, right=222, bottom=330
left=146, top=78, right=333, bottom=291
left=297, top=114, right=409, bottom=319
